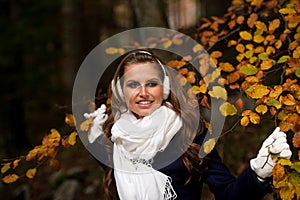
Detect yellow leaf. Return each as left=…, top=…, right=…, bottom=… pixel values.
left=280, top=94, right=296, bottom=105
left=268, top=19, right=280, bottom=33
left=236, top=53, right=245, bottom=62
left=279, top=8, right=296, bottom=15
left=163, top=39, right=172, bottom=49
left=253, top=35, right=264, bottom=43
left=249, top=112, right=260, bottom=124
left=68, top=131, right=78, bottom=146
left=80, top=117, right=94, bottom=132
left=255, top=21, right=267, bottom=32
left=208, top=86, right=228, bottom=100
left=26, top=168, right=37, bottom=179
left=293, top=47, right=300, bottom=59
left=269, top=85, right=283, bottom=99
left=2, top=174, right=19, bottom=184
left=275, top=40, right=283, bottom=49
left=65, top=113, right=76, bottom=127
left=244, top=50, right=254, bottom=59
left=193, top=44, right=204, bottom=53
left=219, top=102, right=237, bottom=116
left=240, top=31, right=253, bottom=40
left=203, top=138, right=216, bottom=154
left=278, top=159, right=292, bottom=166
left=245, top=84, right=270, bottom=99
left=295, top=33, right=300, bottom=40
left=105, top=47, right=119, bottom=55
left=241, top=116, right=250, bottom=127
left=1, top=163, right=11, bottom=174
left=172, top=37, right=183, bottom=45
left=192, top=85, right=207, bottom=95
left=186, top=71, right=196, bottom=84
left=256, top=104, right=268, bottom=114
left=260, top=59, right=274, bottom=70
left=266, top=46, right=276, bottom=55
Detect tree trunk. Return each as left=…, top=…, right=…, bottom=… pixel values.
left=130, top=0, right=169, bottom=27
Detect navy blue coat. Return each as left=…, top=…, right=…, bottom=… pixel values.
left=87, top=133, right=273, bottom=200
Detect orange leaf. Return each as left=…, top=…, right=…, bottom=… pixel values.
left=247, top=13, right=258, bottom=28
left=227, top=71, right=241, bottom=83
left=2, top=174, right=19, bottom=184
left=236, top=16, right=245, bottom=24
left=236, top=43, right=245, bottom=53
left=255, top=21, right=267, bottom=32
left=268, top=19, right=280, bottom=33
left=219, top=62, right=235, bottom=72
left=272, top=164, right=285, bottom=181
left=260, top=59, right=274, bottom=70
left=80, top=117, right=93, bottom=132
left=241, top=116, right=249, bottom=127
left=65, top=113, right=76, bottom=127
left=249, top=112, right=260, bottom=124
left=26, top=168, right=37, bottom=179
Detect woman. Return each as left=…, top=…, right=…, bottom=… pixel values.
left=85, top=49, right=291, bottom=200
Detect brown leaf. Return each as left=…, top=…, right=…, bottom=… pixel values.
left=293, top=131, right=300, bottom=148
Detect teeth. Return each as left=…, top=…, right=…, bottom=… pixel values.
left=138, top=101, right=151, bottom=104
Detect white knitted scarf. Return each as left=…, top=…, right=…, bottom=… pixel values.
left=111, top=105, right=182, bottom=200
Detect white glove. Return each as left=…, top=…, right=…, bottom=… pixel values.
left=250, top=127, right=292, bottom=182
left=83, top=104, right=108, bottom=143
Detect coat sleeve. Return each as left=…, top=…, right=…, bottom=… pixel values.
left=202, top=148, right=273, bottom=200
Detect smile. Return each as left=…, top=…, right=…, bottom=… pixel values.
left=137, top=101, right=153, bottom=105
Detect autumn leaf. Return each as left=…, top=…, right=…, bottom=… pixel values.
left=272, top=164, right=286, bottom=181
left=13, top=159, right=20, bottom=169
left=219, top=62, right=235, bottom=72
left=203, top=138, right=216, bottom=154
left=26, top=168, right=37, bottom=179
left=279, top=8, right=296, bottom=15
left=105, top=47, right=119, bottom=55
left=260, top=59, right=274, bottom=70
left=240, top=31, right=253, bottom=40
left=65, top=113, right=76, bottom=127
left=256, top=104, right=268, bottom=114
left=219, top=102, right=237, bottom=116
left=245, top=84, right=270, bottom=99
left=1, top=163, right=11, bottom=174
left=255, top=21, right=267, bottom=32
left=241, top=116, right=250, bottom=127
left=268, top=19, right=281, bottom=33
left=208, top=86, right=228, bottom=100
left=68, top=131, right=77, bottom=146
left=192, top=85, right=207, bottom=95
left=293, top=131, right=300, bottom=148
left=240, top=63, right=258, bottom=75
left=2, top=174, right=19, bottom=184
left=80, top=117, right=93, bottom=132
left=267, top=99, right=281, bottom=109
left=249, top=112, right=260, bottom=124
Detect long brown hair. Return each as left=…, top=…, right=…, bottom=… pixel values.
left=101, top=49, right=205, bottom=199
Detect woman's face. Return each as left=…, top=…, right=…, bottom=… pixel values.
left=122, top=62, right=163, bottom=118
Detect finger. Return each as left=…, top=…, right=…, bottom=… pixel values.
left=84, top=113, right=92, bottom=119
left=273, top=137, right=287, bottom=146
left=270, top=143, right=290, bottom=154
left=280, top=149, right=292, bottom=159
left=272, top=130, right=286, bottom=140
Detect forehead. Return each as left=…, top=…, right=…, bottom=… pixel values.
left=123, top=63, right=161, bottom=80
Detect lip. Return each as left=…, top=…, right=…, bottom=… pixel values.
left=136, top=100, right=154, bottom=108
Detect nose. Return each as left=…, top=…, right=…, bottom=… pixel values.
left=138, top=84, right=149, bottom=97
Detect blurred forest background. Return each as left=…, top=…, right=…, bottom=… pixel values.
left=0, top=0, right=275, bottom=199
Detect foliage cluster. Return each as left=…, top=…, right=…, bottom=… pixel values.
left=2, top=0, right=300, bottom=199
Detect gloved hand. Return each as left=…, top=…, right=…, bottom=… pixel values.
left=250, top=127, right=292, bottom=182
left=83, top=104, right=108, bottom=143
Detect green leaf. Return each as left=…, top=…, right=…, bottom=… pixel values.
left=258, top=52, right=268, bottom=61
left=295, top=67, right=300, bottom=78
left=240, top=64, right=258, bottom=75
left=277, top=55, right=290, bottom=63
left=291, top=162, right=300, bottom=173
